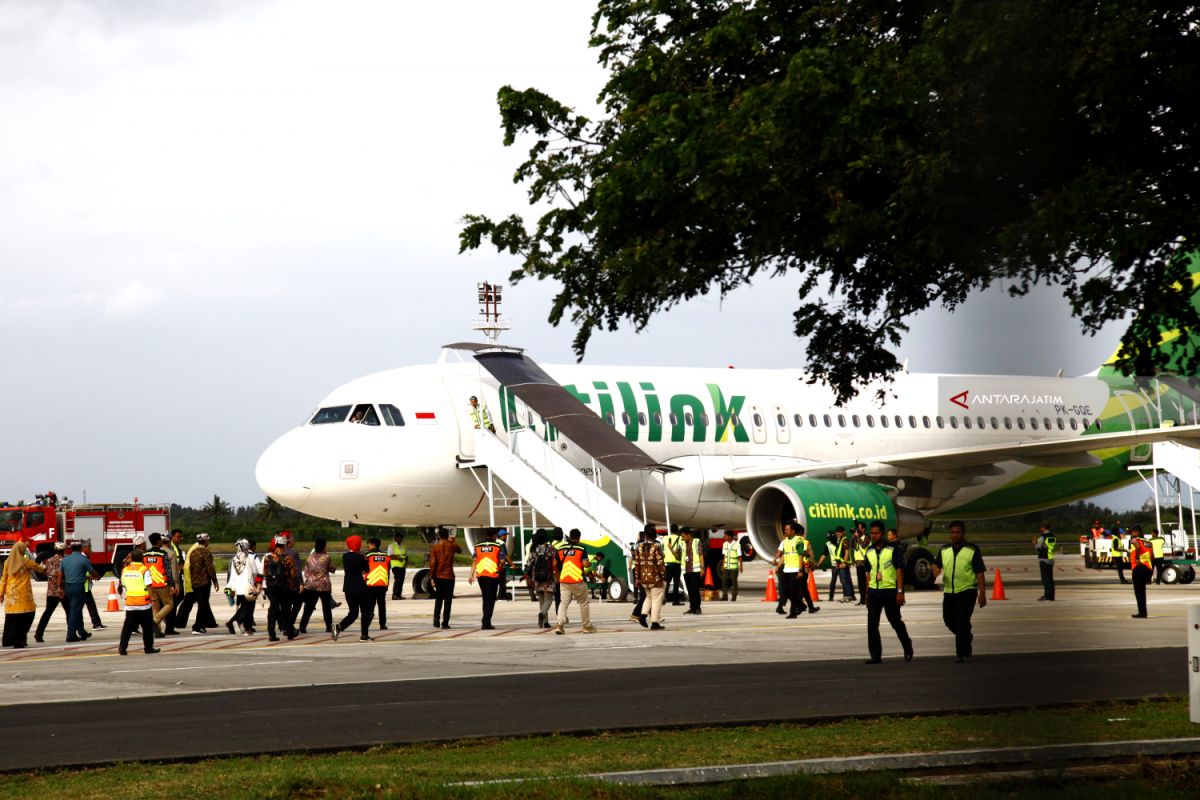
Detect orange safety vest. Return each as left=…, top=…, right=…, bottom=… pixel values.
left=1131, top=539, right=1153, bottom=569
left=473, top=542, right=501, bottom=579
left=365, top=552, right=390, bottom=587
left=1090, top=527, right=1105, bottom=540
left=143, top=552, right=168, bottom=588
left=557, top=545, right=587, bottom=584
left=121, top=564, right=151, bottom=608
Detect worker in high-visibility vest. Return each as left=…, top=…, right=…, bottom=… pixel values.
left=143, top=532, right=177, bottom=637
left=1149, top=530, right=1166, bottom=584
left=932, top=520, right=987, bottom=663
left=387, top=531, right=408, bottom=600
left=1090, top=520, right=1106, bottom=540
left=1129, top=524, right=1154, bottom=618
left=118, top=550, right=160, bottom=656
left=468, top=395, right=495, bottom=433
left=554, top=529, right=596, bottom=634
left=852, top=522, right=869, bottom=605
left=1033, top=524, right=1056, bottom=601
left=680, top=527, right=705, bottom=615
left=1110, top=526, right=1129, bottom=585
left=468, top=530, right=504, bottom=630
left=863, top=520, right=913, bottom=664
left=720, top=531, right=742, bottom=601
left=663, top=525, right=684, bottom=606
left=364, top=538, right=391, bottom=631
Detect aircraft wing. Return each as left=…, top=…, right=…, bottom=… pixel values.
left=723, top=423, right=1200, bottom=495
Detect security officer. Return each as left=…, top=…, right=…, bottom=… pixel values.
left=1149, top=529, right=1166, bottom=584
left=774, top=522, right=811, bottom=618
left=143, top=532, right=177, bottom=637
left=554, top=529, right=596, bottom=634
left=720, top=530, right=742, bottom=601
left=932, top=520, right=987, bottom=663
left=864, top=520, right=913, bottom=664
left=1129, top=525, right=1153, bottom=618
left=1110, top=526, right=1129, bottom=585
left=467, top=531, right=503, bottom=630
left=388, top=531, right=408, bottom=600
left=853, top=521, right=869, bottom=605
left=1033, top=523, right=1056, bottom=601
left=663, top=524, right=683, bottom=605
left=118, top=550, right=160, bottom=656
left=364, top=538, right=391, bottom=630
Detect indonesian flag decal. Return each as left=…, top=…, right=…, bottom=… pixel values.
left=415, top=411, right=437, bottom=425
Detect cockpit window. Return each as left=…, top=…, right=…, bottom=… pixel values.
left=349, top=403, right=380, bottom=426
left=380, top=404, right=405, bottom=426
left=311, top=405, right=351, bottom=425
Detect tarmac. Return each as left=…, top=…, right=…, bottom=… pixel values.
left=0, top=555, right=1196, bottom=770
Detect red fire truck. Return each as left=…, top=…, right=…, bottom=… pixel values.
left=0, top=500, right=171, bottom=575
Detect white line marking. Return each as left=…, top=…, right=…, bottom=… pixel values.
left=110, top=659, right=311, bottom=674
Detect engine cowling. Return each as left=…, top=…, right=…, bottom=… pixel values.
left=746, top=478, right=927, bottom=582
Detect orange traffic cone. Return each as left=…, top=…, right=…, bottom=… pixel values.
left=807, top=571, right=819, bottom=602
left=703, top=566, right=715, bottom=589
left=106, top=579, right=121, bottom=612
left=991, top=569, right=1007, bottom=601
left=762, top=572, right=778, bottom=602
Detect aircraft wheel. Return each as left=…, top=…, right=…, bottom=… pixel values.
left=412, top=568, right=433, bottom=597
left=905, top=547, right=936, bottom=590
left=606, top=577, right=629, bottom=603
left=1160, top=563, right=1180, bottom=585
left=739, top=536, right=757, bottom=562
left=1178, top=566, right=1195, bottom=584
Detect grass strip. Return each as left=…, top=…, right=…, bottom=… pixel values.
left=1, top=697, right=1193, bottom=799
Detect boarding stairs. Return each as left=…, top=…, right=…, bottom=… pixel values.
left=463, top=427, right=646, bottom=553
left=1127, top=441, right=1200, bottom=581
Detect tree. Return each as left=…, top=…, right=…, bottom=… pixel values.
left=255, top=496, right=285, bottom=525
left=461, top=1, right=1200, bottom=401
left=202, top=494, right=231, bottom=524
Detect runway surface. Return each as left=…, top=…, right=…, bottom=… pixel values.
left=0, top=646, right=1185, bottom=772
left=1, top=556, right=1196, bottom=771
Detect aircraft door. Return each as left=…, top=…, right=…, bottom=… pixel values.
left=749, top=405, right=767, bottom=444
left=441, top=376, right=505, bottom=459
left=772, top=405, right=790, bottom=444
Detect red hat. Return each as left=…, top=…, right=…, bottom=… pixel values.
left=345, top=535, right=362, bottom=552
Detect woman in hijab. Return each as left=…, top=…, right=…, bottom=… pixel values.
left=224, top=539, right=259, bottom=635
left=1, top=541, right=46, bottom=648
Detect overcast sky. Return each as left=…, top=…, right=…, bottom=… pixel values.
left=0, top=0, right=1152, bottom=512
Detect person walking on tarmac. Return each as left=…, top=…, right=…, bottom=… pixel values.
left=468, top=530, right=503, bottom=630
left=175, top=533, right=218, bottom=634
left=262, top=535, right=299, bottom=642
left=429, top=528, right=461, bottom=629
left=1110, top=526, right=1130, bottom=585
left=388, top=531, right=408, bottom=600
left=680, top=527, right=705, bottom=615
left=1149, top=529, right=1167, bottom=584
left=526, top=530, right=558, bottom=629
left=775, top=522, right=806, bottom=617
left=932, top=520, right=987, bottom=663
left=364, top=538, right=391, bottom=630
left=143, top=533, right=176, bottom=637
left=33, top=542, right=67, bottom=643
left=1033, top=524, right=1056, bottom=601
left=663, top=524, right=683, bottom=605
left=628, top=528, right=650, bottom=626
left=554, top=529, right=596, bottom=634
left=720, top=530, right=742, bottom=601
left=117, top=550, right=160, bottom=656
left=853, top=522, right=869, bottom=605
left=1130, top=525, right=1154, bottom=618
left=632, top=525, right=667, bottom=630
left=864, top=521, right=913, bottom=664
left=333, top=535, right=373, bottom=642
left=468, top=395, right=496, bottom=433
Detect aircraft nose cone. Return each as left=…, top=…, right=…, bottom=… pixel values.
left=255, top=430, right=312, bottom=511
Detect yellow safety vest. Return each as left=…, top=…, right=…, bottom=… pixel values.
left=1150, top=537, right=1164, bottom=559
left=121, top=564, right=151, bottom=608
left=366, top=552, right=390, bottom=587
left=865, top=546, right=899, bottom=591
left=781, top=537, right=802, bottom=570
left=470, top=405, right=492, bottom=429
left=722, top=540, right=740, bottom=570
left=663, top=534, right=681, bottom=564
left=474, top=542, right=501, bottom=579
left=388, top=542, right=408, bottom=568
left=681, top=538, right=704, bottom=573
left=940, top=545, right=977, bottom=594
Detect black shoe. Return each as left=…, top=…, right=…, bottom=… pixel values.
left=786, top=614, right=799, bottom=619
left=775, top=606, right=786, bottom=615
left=542, top=621, right=551, bottom=629
left=226, top=622, right=236, bottom=635
left=79, top=631, right=92, bottom=640
left=164, top=630, right=179, bottom=636
left=638, top=615, right=648, bottom=628
left=441, top=622, right=450, bottom=629
left=359, top=635, right=373, bottom=642
left=683, top=610, right=696, bottom=615
left=92, top=624, right=106, bottom=630
left=856, top=601, right=865, bottom=606
left=286, top=631, right=298, bottom=641
left=1132, top=613, right=1148, bottom=618
left=65, top=637, right=81, bottom=643
left=481, top=623, right=496, bottom=630
left=651, top=623, right=665, bottom=630
left=671, top=602, right=683, bottom=606
left=299, top=628, right=307, bottom=635
left=955, top=656, right=966, bottom=663
left=864, top=658, right=882, bottom=664
left=904, top=649, right=914, bottom=662
left=809, top=607, right=821, bottom=614
left=118, top=649, right=128, bottom=656
left=145, top=648, right=161, bottom=654
left=1037, top=597, right=1047, bottom=601
left=1120, top=580, right=1130, bottom=585
left=269, top=634, right=280, bottom=642
left=34, top=634, right=43, bottom=643
left=379, top=626, right=388, bottom=631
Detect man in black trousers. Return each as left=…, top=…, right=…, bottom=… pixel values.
left=933, top=520, right=987, bottom=663
left=863, top=521, right=913, bottom=664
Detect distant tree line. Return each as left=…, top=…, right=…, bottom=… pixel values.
left=928, top=501, right=1180, bottom=538
left=169, top=495, right=415, bottom=544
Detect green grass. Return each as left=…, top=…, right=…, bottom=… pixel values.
left=1, top=698, right=1194, bottom=799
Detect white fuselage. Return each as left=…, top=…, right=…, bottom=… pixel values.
left=255, top=354, right=1118, bottom=529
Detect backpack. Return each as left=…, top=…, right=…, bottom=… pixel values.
left=531, top=547, right=552, bottom=583
left=264, top=555, right=286, bottom=590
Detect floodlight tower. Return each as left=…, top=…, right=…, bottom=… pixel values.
left=473, top=282, right=510, bottom=344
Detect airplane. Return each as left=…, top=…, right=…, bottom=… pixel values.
left=256, top=254, right=1200, bottom=596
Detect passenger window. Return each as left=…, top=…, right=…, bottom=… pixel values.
left=962, top=416, right=972, bottom=429
left=852, top=414, right=861, bottom=427
left=1043, top=417, right=1051, bottom=429
left=685, top=412, right=694, bottom=426
left=794, top=414, right=804, bottom=427
left=1016, top=417, right=1025, bottom=430
left=823, top=414, right=832, bottom=427
left=810, top=414, right=819, bottom=427
left=380, top=404, right=405, bottom=426
left=1069, top=417, right=1078, bottom=430
left=753, top=413, right=764, bottom=427
left=715, top=414, right=725, bottom=428
left=922, top=416, right=930, bottom=428
left=910, top=416, right=918, bottom=429
left=701, top=413, right=710, bottom=426
left=654, top=413, right=662, bottom=426
left=668, top=413, right=678, bottom=426
left=1057, top=418, right=1065, bottom=430
left=991, top=417, right=999, bottom=429
left=880, top=415, right=888, bottom=428
left=1095, top=419, right=1102, bottom=430
left=1080, top=417, right=1089, bottom=430
left=621, top=412, right=631, bottom=425
left=837, top=414, right=846, bottom=427
left=1030, top=417, right=1039, bottom=430
left=638, top=412, right=647, bottom=426
left=977, top=417, right=986, bottom=429
left=777, top=413, right=786, bottom=427
left=949, top=416, right=959, bottom=429
left=1004, top=417, right=1013, bottom=430
left=605, top=412, right=615, bottom=426
left=867, top=415, right=875, bottom=428
left=310, top=405, right=352, bottom=425
left=936, top=416, right=945, bottom=429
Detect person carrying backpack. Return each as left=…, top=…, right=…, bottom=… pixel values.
left=524, top=531, right=556, bottom=629
left=262, top=535, right=298, bottom=642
